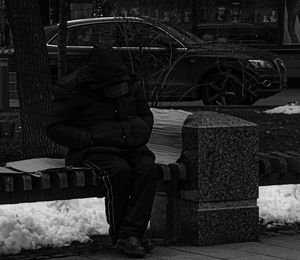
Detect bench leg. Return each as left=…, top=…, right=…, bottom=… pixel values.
left=165, top=178, right=181, bottom=242
left=150, top=178, right=181, bottom=243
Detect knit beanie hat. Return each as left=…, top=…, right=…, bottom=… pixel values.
left=87, top=43, right=130, bottom=86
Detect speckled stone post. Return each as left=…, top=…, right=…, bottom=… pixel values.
left=151, top=111, right=259, bottom=245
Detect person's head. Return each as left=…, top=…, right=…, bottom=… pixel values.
left=88, top=43, right=122, bottom=67
left=87, top=43, right=129, bottom=83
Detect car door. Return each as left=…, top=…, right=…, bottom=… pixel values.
left=114, top=20, right=192, bottom=101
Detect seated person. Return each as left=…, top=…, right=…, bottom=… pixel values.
left=45, top=44, right=157, bottom=257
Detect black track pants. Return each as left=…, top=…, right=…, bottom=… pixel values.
left=83, top=152, right=157, bottom=241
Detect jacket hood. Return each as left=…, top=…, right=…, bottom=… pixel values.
left=76, top=44, right=130, bottom=87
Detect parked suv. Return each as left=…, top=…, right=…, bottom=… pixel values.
left=45, top=17, right=287, bottom=105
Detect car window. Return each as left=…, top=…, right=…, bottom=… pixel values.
left=44, top=25, right=58, bottom=42
left=216, top=28, right=238, bottom=42
left=197, top=28, right=219, bottom=41
left=48, top=27, right=76, bottom=45
left=197, top=25, right=276, bottom=44
left=117, top=22, right=181, bottom=48
left=71, top=23, right=117, bottom=46
left=238, top=28, right=274, bottom=43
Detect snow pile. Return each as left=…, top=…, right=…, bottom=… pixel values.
left=258, top=184, right=300, bottom=224
left=265, top=101, right=300, bottom=114
left=0, top=198, right=108, bottom=254
left=1, top=185, right=300, bottom=254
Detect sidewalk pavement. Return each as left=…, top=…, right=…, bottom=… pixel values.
left=42, top=232, right=300, bottom=260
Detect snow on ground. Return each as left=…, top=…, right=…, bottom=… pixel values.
left=259, top=184, right=300, bottom=224
left=265, top=102, right=300, bottom=114
left=0, top=185, right=299, bottom=254
left=0, top=198, right=108, bottom=254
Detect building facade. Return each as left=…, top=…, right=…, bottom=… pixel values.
left=64, top=0, right=298, bottom=46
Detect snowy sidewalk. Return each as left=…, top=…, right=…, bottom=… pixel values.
left=39, top=232, right=300, bottom=260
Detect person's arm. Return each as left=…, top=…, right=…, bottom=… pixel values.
left=45, top=83, right=93, bottom=150
left=135, top=81, right=154, bottom=135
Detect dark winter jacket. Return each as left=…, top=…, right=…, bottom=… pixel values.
left=45, top=47, right=154, bottom=165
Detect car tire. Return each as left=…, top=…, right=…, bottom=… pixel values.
left=201, top=71, right=244, bottom=105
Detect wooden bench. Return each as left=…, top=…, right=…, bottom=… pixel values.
left=259, top=151, right=300, bottom=186
left=0, top=109, right=260, bottom=246
left=0, top=108, right=190, bottom=243
left=0, top=163, right=186, bottom=203
left=0, top=161, right=187, bottom=246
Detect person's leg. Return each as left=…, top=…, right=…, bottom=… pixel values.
left=82, top=154, right=132, bottom=244
left=118, top=152, right=157, bottom=240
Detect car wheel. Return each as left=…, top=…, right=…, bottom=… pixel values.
left=202, top=71, right=244, bottom=105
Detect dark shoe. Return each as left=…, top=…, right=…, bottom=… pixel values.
left=116, top=236, right=146, bottom=257
left=142, top=239, right=154, bottom=253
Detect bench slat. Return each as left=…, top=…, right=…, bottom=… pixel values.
left=49, top=171, right=68, bottom=188
left=66, top=169, right=85, bottom=187
left=0, top=175, right=14, bottom=192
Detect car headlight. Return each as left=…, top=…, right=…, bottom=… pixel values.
left=248, top=59, right=274, bottom=69
left=276, top=58, right=286, bottom=71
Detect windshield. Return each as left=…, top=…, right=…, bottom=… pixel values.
left=158, top=22, right=204, bottom=46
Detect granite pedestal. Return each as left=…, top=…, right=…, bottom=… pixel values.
left=150, top=111, right=259, bottom=246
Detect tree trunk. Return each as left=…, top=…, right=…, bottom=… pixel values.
left=38, top=0, right=50, bottom=26
left=5, top=0, right=59, bottom=158
left=57, top=0, right=69, bottom=78
left=50, top=0, right=60, bottom=25
left=0, top=1, right=5, bottom=46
